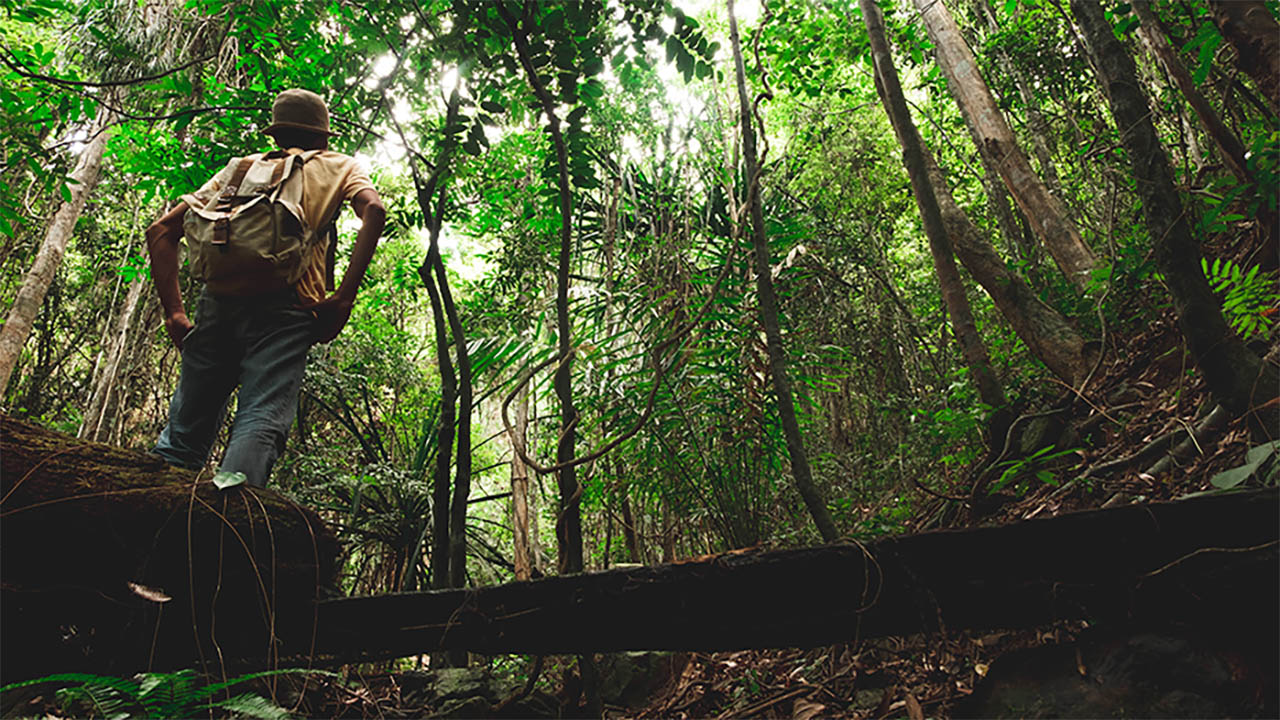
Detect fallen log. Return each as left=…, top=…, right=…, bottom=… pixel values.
left=4, top=414, right=1276, bottom=675
left=316, top=488, right=1278, bottom=660
left=0, top=415, right=339, bottom=682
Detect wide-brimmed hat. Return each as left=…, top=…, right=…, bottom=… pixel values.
left=262, top=89, right=338, bottom=136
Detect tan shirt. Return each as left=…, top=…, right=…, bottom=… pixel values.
left=188, top=149, right=375, bottom=303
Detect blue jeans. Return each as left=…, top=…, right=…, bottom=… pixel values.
left=153, top=287, right=316, bottom=487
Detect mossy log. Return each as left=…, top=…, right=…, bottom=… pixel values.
left=0, top=415, right=339, bottom=682
left=317, top=488, right=1278, bottom=661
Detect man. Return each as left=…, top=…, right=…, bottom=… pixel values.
left=147, top=89, right=385, bottom=488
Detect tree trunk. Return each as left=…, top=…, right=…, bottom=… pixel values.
left=866, top=62, right=1010, bottom=438
left=499, top=4, right=584, bottom=575
left=621, top=491, right=642, bottom=564
left=1, top=415, right=339, bottom=682
left=0, top=120, right=109, bottom=397
left=1208, top=0, right=1280, bottom=115
left=1132, top=0, right=1253, bottom=186
left=975, top=0, right=1063, bottom=195
left=924, top=148, right=1095, bottom=387
left=913, top=0, right=1096, bottom=290
left=420, top=237, right=456, bottom=593
left=660, top=501, right=676, bottom=563
left=80, top=275, right=145, bottom=442
left=727, top=0, right=839, bottom=543
left=1071, top=0, right=1279, bottom=433
left=433, top=246, right=472, bottom=593
left=314, top=488, right=1278, bottom=658
left=510, top=382, right=533, bottom=581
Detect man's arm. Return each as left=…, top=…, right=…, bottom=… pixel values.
left=302, top=187, right=385, bottom=343
left=146, top=201, right=195, bottom=350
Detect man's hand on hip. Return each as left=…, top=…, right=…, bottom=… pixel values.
left=165, top=310, right=195, bottom=351
left=298, top=293, right=354, bottom=344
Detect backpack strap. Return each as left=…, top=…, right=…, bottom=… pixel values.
left=292, top=149, right=339, bottom=292
left=220, top=157, right=256, bottom=200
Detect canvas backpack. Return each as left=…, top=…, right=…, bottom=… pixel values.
left=182, top=149, right=335, bottom=296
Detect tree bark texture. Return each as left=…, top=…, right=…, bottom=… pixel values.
left=975, top=0, right=1064, bottom=196
left=314, top=488, right=1278, bottom=659
left=924, top=149, right=1095, bottom=387
left=727, top=0, right=839, bottom=544
left=0, top=415, right=339, bottom=682
left=862, top=15, right=1009, bottom=436
left=1071, top=0, right=1280, bottom=433
left=1131, top=0, right=1253, bottom=186
left=913, top=0, right=1096, bottom=290
left=0, top=123, right=109, bottom=397
left=1208, top=0, right=1280, bottom=115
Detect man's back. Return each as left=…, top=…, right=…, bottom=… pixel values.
left=186, top=149, right=374, bottom=302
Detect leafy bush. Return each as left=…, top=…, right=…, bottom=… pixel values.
left=1201, top=258, right=1280, bottom=341
left=0, top=668, right=335, bottom=720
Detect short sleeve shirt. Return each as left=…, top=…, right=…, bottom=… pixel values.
left=187, top=149, right=376, bottom=303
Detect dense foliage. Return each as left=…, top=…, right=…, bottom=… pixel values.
left=2, top=0, right=1276, bottom=601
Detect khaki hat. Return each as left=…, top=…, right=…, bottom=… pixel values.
left=263, top=89, right=338, bottom=136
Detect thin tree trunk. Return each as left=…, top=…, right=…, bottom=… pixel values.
left=420, top=251, right=455, bottom=593
left=621, top=491, right=641, bottom=564
left=660, top=501, right=676, bottom=564
left=1071, top=0, right=1279, bottom=433
left=1132, top=0, right=1253, bottom=186
left=434, top=245, right=472, bottom=593
left=500, top=3, right=583, bottom=575
left=0, top=120, right=109, bottom=397
left=727, top=0, right=839, bottom=543
left=80, top=275, right=145, bottom=441
left=1207, top=0, right=1280, bottom=115
left=974, top=0, right=1063, bottom=194
left=866, top=5, right=1009, bottom=440
left=510, top=383, right=533, bottom=581
left=913, top=0, right=1096, bottom=289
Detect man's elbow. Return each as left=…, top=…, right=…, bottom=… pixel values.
left=361, top=199, right=386, bottom=233
left=145, top=221, right=169, bottom=251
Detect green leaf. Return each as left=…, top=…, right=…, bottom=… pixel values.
left=1211, top=463, right=1256, bottom=490
left=1210, top=442, right=1279, bottom=489
left=60, top=182, right=72, bottom=202
left=480, top=100, right=505, bottom=114
left=1245, top=440, right=1280, bottom=466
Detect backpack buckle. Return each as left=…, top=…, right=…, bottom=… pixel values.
left=212, top=217, right=230, bottom=246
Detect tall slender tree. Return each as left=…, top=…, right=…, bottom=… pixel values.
left=727, top=0, right=838, bottom=543
left=0, top=113, right=110, bottom=398
left=1071, top=0, right=1279, bottom=434
left=498, top=3, right=586, bottom=573
left=864, top=4, right=1009, bottom=442
left=912, top=0, right=1096, bottom=290
left=1207, top=0, right=1280, bottom=115
left=1131, top=0, right=1252, bottom=186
